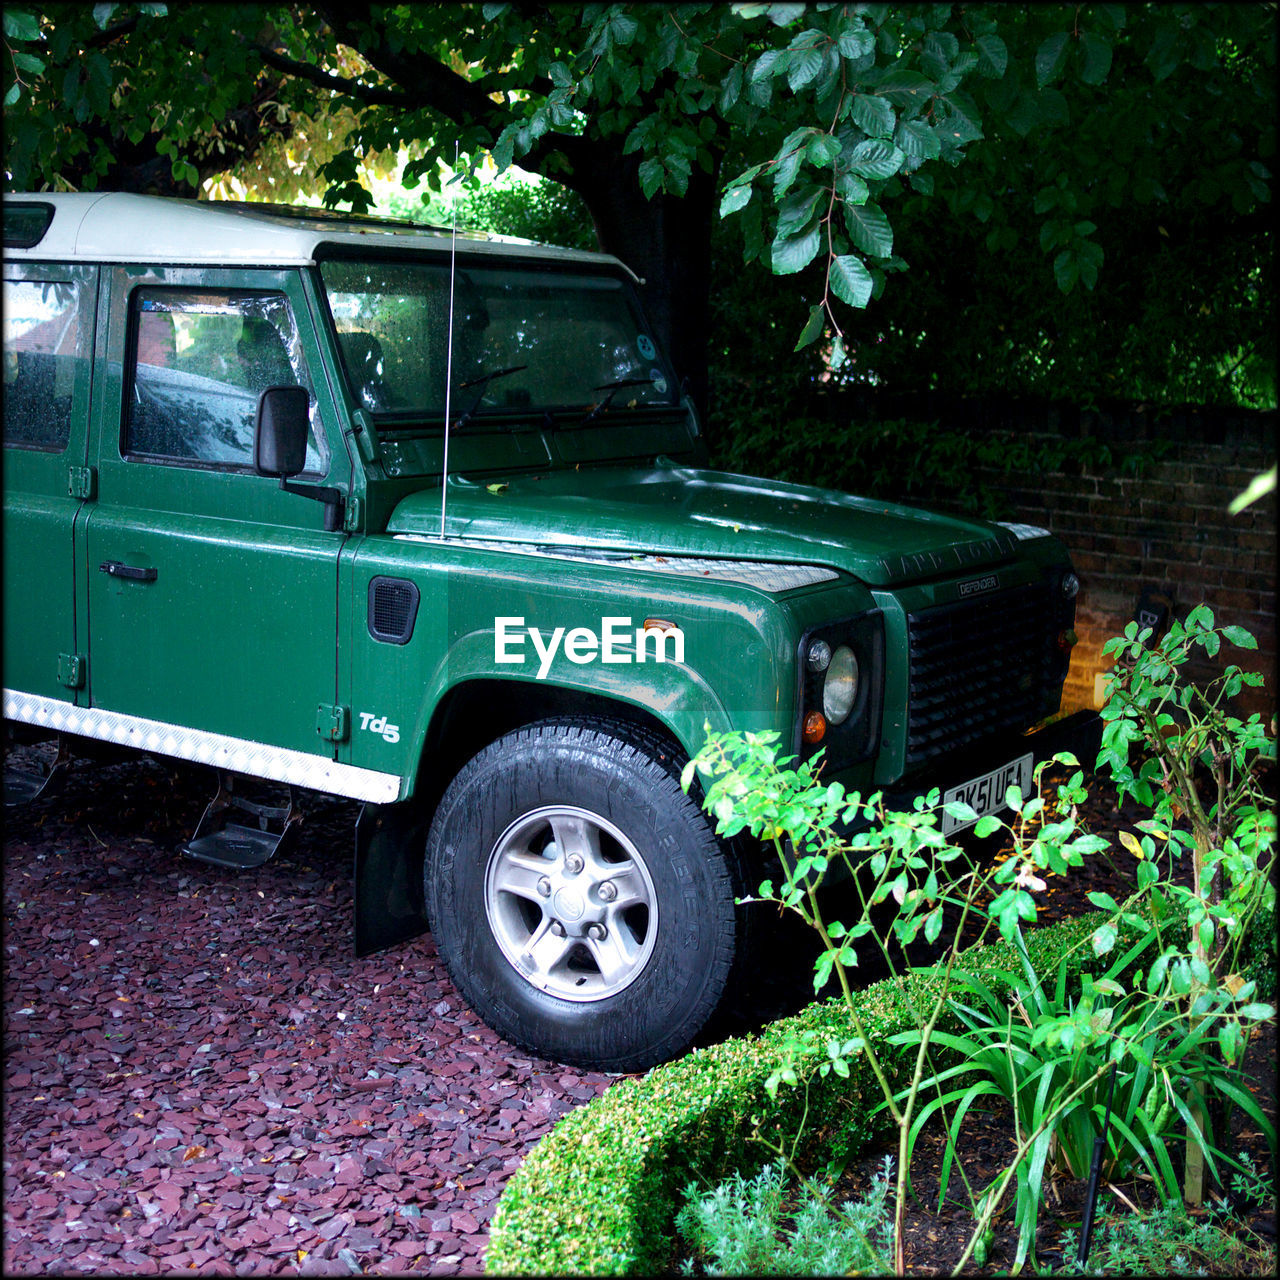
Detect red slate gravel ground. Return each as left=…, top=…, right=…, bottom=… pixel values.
left=3, top=746, right=616, bottom=1275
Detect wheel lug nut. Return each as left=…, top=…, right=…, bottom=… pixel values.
left=537, top=876, right=552, bottom=897
left=586, top=923, right=606, bottom=941
left=597, top=881, right=617, bottom=902
left=549, top=920, right=566, bottom=937
left=564, top=854, right=584, bottom=874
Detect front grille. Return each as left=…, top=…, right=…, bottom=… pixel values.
left=905, top=583, right=1056, bottom=770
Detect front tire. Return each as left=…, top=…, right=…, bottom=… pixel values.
left=424, top=720, right=743, bottom=1071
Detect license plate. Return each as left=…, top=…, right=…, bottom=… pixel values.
left=942, top=753, right=1034, bottom=836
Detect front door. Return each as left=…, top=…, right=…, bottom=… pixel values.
left=82, top=266, right=350, bottom=774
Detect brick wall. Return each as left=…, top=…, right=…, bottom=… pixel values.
left=814, top=393, right=1278, bottom=719
left=997, top=441, right=1276, bottom=717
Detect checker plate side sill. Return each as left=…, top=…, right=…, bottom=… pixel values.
left=3, top=689, right=401, bottom=804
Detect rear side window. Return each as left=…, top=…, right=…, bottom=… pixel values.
left=3, top=203, right=54, bottom=249
left=123, top=288, right=326, bottom=475
left=3, top=277, right=88, bottom=451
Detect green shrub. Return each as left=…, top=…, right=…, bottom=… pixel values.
left=1058, top=1197, right=1277, bottom=1276
left=674, top=1156, right=895, bottom=1276
left=484, top=912, right=1114, bottom=1276
left=1241, top=897, right=1277, bottom=1002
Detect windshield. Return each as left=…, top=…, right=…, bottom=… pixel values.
left=318, top=256, right=680, bottom=426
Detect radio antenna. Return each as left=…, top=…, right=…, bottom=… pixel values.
left=439, top=140, right=460, bottom=539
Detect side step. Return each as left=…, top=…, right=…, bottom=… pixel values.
left=181, top=771, right=302, bottom=869
left=4, top=737, right=73, bottom=807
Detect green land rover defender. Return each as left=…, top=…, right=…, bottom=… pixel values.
left=3, top=194, right=1090, bottom=1069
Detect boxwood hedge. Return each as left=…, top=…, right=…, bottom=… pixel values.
left=485, top=911, right=1115, bottom=1276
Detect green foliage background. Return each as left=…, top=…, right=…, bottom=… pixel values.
left=4, top=3, right=1274, bottom=433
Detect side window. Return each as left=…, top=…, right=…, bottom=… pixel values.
left=3, top=277, right=88, bottom=451
left=124, top=289, right=326, bottom=474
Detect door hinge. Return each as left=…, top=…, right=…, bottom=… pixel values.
left=58, top=653, right=86, bottom=690
left=343, top=495, right=361, bottom=532
left=316, top=703, right=349, bottom=743
left=68, top=466, right=97, bottom=499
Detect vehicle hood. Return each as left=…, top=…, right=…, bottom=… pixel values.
left=386, top=463, right=1019, bottom=588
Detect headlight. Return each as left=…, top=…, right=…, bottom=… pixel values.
left=807, top=639, right=832, bottom=672
left=1060, top=572, right=1080, bottom=600
left=822, top=645, right=858, bottom=724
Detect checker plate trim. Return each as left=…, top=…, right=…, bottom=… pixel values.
left=3, top=689, right=402, bottom=804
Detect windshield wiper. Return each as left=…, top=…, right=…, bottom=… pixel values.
left=451, top=364, right=529, bottom=432
left=575, top=376, right=653, bottom=427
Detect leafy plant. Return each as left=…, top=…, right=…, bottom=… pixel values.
left=675, top=1156, right=894, bottom=1277
left=1096, top=606, right=1277, bottom=1201
left=682, top=731, right=1105, bottom=1272
left=1058, top=1197, right=1277, bottom=1277
left=889, top=925, right=1274, bottom=1270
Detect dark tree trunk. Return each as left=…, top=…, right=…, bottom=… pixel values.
left=563, top=149, right=719, bottom=439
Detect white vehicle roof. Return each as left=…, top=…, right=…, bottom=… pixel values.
left=3, top=191, right=630, bottom=275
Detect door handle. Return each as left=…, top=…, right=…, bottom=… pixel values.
left=99, top=560, right=158, bottom=583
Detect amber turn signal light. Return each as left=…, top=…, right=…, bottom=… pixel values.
left=802, top=711, right=826, bottom=743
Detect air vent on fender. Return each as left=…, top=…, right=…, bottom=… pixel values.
left=368, top=576, right=420, bottom=645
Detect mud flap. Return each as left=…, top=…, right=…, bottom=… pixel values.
left=354, top=800, right=429, bottom=957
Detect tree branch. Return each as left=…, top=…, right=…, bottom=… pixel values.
left=316, top=2, right=511, bottom=130
left=311, top=1, right=599, bottom=180
left=254, top=43, right=417, bottom=108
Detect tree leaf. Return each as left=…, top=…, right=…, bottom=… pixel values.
left=805, top=132, right=842, bottom=167
left=976, top=32, right=1008, bottom=78
left=1053, top=247, right=1079, bottom=293
left=6, top=10, right=42, bottom=40
left=771, top=222, right=821, bottom=275
left=1079, top=31, right=1113, bottom=85
left=794, top=303, right=825, bottom=351
left=765, top=2, right=806, bottom=27
left=851, top=92, right=895, bottom=138
left=836, top=171, right=869, bottom=204
left=776, top=184, right=823, bottom=237
left=843, top=199, right=893, bottom=257
left=837, top=24, right=875, bottom=60
left=895, top=118, right=941, bottom=160
left=829, top=253, right=873, bottom=307
left=875, top=66, right=935, bottom=106
left=719, top=182, right=753, bottom=218
left=637, top=155, right=665, bottom=200
left=786, top=32, right=827, bottom=92
left=847, top=137, right=904, bottom=179
left=607, top=12, right=638, bottom=46
left=718, top=63, right=744, bottom=114
left=1035, top=31, right=1070, bottom=88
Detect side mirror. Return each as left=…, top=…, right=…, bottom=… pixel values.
left=254, top=385, right=311, bottom=478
